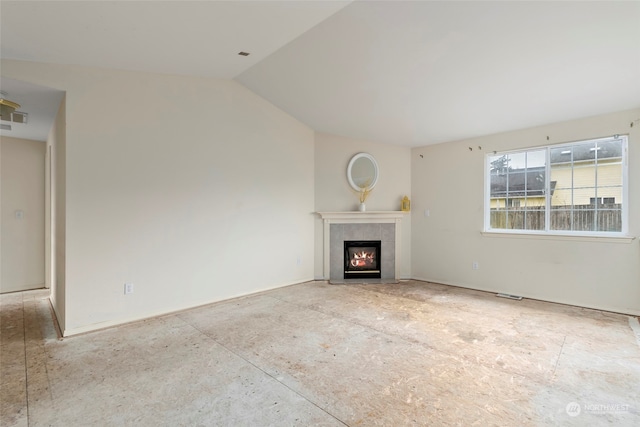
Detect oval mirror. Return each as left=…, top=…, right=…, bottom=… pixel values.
left=347, top=153, right=379, bottom=191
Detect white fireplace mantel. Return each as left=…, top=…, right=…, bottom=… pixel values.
left=317, top=211, right=407, bottom=222
left=317, top=211, right=407, bottom=281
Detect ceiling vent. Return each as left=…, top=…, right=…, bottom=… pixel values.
left=7, top=111, right=28, bottom=124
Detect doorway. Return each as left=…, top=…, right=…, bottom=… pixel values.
left=0, top=77, right=65, bottom=294
left=0, top=137, right=46, bottom=292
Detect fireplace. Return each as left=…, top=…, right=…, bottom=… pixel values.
left=344, top=240, right=381, bottom=279
left=319, top=211, right=404, bottom=283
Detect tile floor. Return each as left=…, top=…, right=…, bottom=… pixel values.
left=1, top=280, right=639, bottom=426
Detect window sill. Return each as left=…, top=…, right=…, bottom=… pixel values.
left=481, top=231, right=636, bottom=244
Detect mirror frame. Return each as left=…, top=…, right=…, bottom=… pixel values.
left=347, top=152, right=379, bottom=192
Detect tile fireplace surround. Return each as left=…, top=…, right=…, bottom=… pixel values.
left=317, top=212, right=406, bottom=283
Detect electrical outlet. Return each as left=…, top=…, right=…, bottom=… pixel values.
left=296, top=256, right=302, bottom=266
left=424, top=209, right=430, bottom=217
left=124, top=283, right=134, bottom=295
left=472, top=261, right=479, bottom=270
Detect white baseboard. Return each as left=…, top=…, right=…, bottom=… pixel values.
left=410, top=276, right=640, bottom=317
left=62, top=277, right=315, bottom=337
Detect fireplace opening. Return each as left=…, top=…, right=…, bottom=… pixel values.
left=344, top=240, right=381, bottom=279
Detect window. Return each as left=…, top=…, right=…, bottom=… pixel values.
left=486, top=135, right=628, bottom=235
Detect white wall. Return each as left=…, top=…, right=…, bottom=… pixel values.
left=314, top=132, right=412, bottom=279
left=4, top=58, right=635, bottom=331
left=2, top=60, right=315, bottom=335
left=46, top=96, right=66, bottom=331
left=0, top=136, right=46, bottom=293
left=412, top=109, right=640, bottom=315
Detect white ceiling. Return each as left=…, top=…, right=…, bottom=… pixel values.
left=0, top=0, right=350, bottom=141
left=2, top=1, right=639, bottom=146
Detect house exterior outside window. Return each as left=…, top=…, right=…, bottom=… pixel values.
left=486, top=136, right=627, bottom=234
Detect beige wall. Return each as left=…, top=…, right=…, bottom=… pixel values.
left=412, top=109, right=640, bottom=315
left=314, top=132, right=412, bottom=279
left=46, top=96, right=66, bottom=331
left=3, top=58, right=636, bottom=330
left=1, top=136, right=46, bottom=292
left=2, top=60, right=315, bottom=335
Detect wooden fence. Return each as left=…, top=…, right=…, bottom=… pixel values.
left=490, top=204, right=622, bottom=232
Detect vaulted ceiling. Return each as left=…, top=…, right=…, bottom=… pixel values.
left=2, top=1, right=639, bottom=146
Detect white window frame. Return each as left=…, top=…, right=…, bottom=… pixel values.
left=484, top=135, right=629, bottom=237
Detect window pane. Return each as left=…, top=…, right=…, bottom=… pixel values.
left=527, top=150, right=546, bottom=168
left=507, top=170, right=525, bottom=197
left=551, top=187, right=572, bottom=208
left=597, top=163, right=622, bottom=187
left=596, top=162, right=622, bottom=207
left=596, top=139, right=623, bottom=161
left=574, top=187, right=597, bottom=206
left=524, top=208, right=545, bottom=230
left=550, top=147, right=571, bottom=209
left=573, top=167, right=596, bottom=191
left=550, top=146, right=572, bottom=166
left=508, top=152, right=526, bottom=171
left=490, top=209, right=506, bottom=229
left=486, top=136, right=626, bottom=234
left=507, top=210, right=524, bottom=229
left=489, top=154, right=509, bottom=199
left=572, top=207, right=595, bottom=231
left=597, top=209, right=622, bottom=232
left=506, top=153, right=526, bottom=211
left=551, top=209, right=572, bottom=230
left=489, top=150, right=547, bottom=231
left=572, top=141, right=598, bottom=162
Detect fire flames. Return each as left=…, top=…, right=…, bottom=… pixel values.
left=350, top=250, right=375, bottom=268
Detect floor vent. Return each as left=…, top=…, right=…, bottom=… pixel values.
left=496, top=293, right=523, bottom=300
